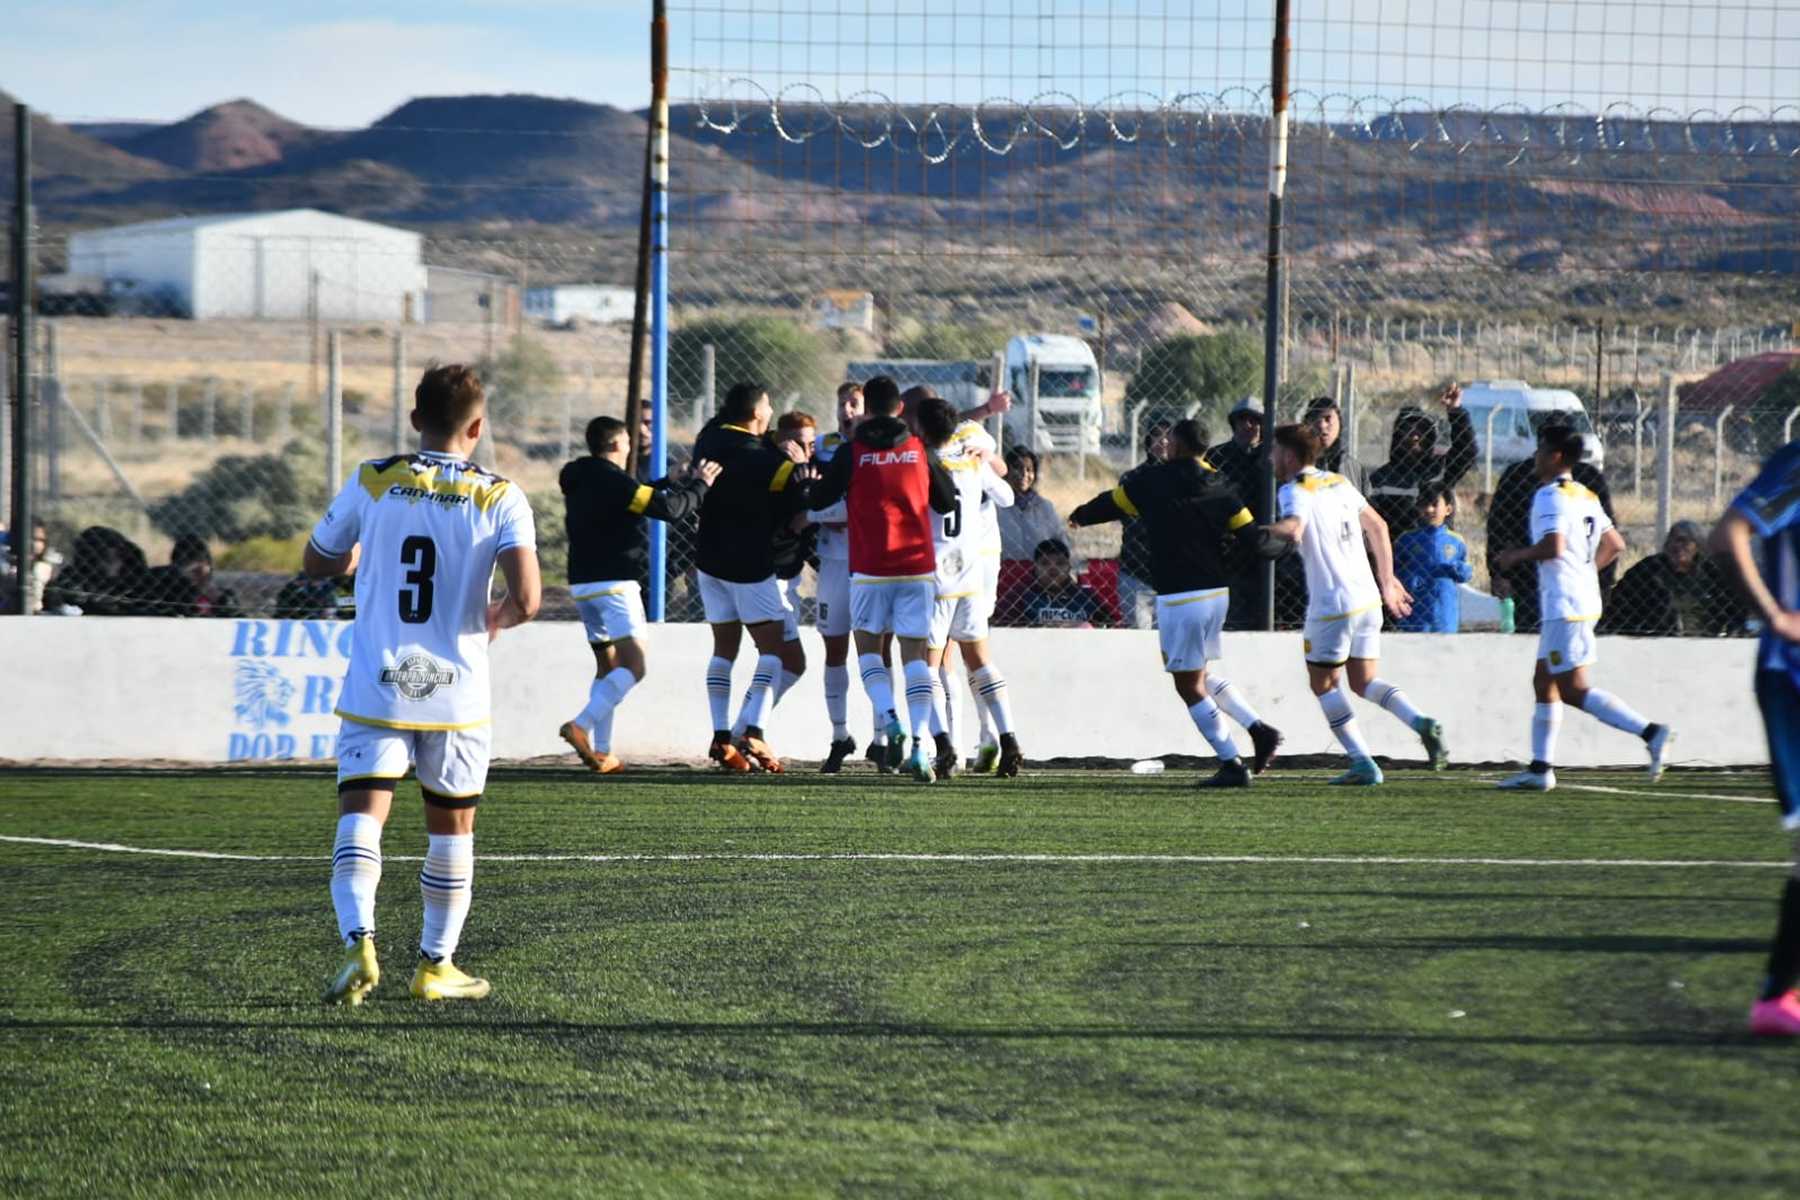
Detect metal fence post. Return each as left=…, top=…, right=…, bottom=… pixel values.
left=1785, top=406, right=1800, bottom=445
left=326, top=330, right=343, bottom=491
left=700, top=341, right=715, bottom=422
left=0, top=332, right=8, bottom=533
left=1656, top=374, right=1676, bottom=543
left=392, top=329, right=407, bottom=455
left=1483, top=405, right=1499, bottom=493
left=1713, top=404, right=1734, bottom=508
left=1028, top=357, right=1041, bottom=457
left=989, top=351, right=1006, bottom=449
left=42, top=320, right=60, bottom=504
left=1344, top=360, right=1358, bottom=463
left=201, top=379, right=217, bottom=444
left=1631, top=390, right=1646, bottom=495
left=8, top=103, right=32, bottom=609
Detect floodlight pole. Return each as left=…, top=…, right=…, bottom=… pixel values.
left=1258, top=1, right=1291, bottom=631
left=10, top=104, right=33, bottom=614
left=646, top=0, right=672, bottom=621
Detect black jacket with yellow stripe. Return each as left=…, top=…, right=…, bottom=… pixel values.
left=1069, top=456, right=1264, bottom=596
left=560, top=455, right=707, bottom=587
left=693, top=420, right=812, bottom=583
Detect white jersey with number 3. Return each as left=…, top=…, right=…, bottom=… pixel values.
left=1279, top=467, right=1380, bottom=621
left=309, top=451, right=536, bottom=731
left=1530, top=475, right=1611, bottom=622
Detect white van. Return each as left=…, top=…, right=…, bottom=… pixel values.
left=1004, top=334, right=1103, bottom=454
left=1455, top=380, right=1604, bottom=470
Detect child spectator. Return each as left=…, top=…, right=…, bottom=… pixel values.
left=1018, top=538, right=1111, bottom=628
left=1394, top=486, right=1472, bottom=633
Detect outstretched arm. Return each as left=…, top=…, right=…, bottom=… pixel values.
left=1068, top=486, right=1130, bottom=528
left=807, top=446, right=855, bottom=511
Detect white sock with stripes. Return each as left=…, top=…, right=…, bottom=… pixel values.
left=1208, top=675, right=1264, bottom=730
left=1188, top=697, right=1240, bottom=763
left=903, top=659, right=935, bottom=742
left=418, top=832, right=473, bottom=964
left=1363, top=677, right=1423, bottom=727
left=735, top=654, right=781, bottom=733
left=939, top=658, right=961, bottom=751
left=331, top=812, right=382, bottom=945
left=824, top=663, right=850, bottom=741
left=859, top=653, right=897, bottom=732
left=705, top=656, right=733, bottom=734
left=1318, top=688, right=1373, bottom=761
left=970, top=665, right=1015, bottom=736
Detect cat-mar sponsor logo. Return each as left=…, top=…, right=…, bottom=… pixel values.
left=380, top=654, right=457, bottom=700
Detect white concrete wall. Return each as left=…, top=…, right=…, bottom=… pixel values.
left=0, top=618, right=1765, bottom=769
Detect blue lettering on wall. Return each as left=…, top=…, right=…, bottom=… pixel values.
left=302, top=675, right=337, bottom=715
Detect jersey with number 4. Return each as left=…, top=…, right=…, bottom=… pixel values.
left=309, top=451, right=537, bottom=730
left=1530, top=474, right=1611, bottom=622
left=1279, top=467, right=1379, bottom=621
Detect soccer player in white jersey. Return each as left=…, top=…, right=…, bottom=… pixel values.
left=1492, top=427, right=1671, bottom=790
left=915, top=396, right=1025, bottom=778
left=811, top=381, right=876, bottom=772
left=304, top=364, right=540, bottom=1005
left=1266, top=423, right=1447, bottom=785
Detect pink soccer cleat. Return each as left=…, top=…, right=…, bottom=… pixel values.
left=1748, top=991, right=1800, bottom=1037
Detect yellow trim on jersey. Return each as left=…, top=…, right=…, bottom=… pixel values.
left=721, top=423, right=754, bottom=435
left=1110, top=484, right=1141, bottom=518
left=569, top=581, right=636, bottom=600
left=937, top=589, right=980, bottom=600
left=335, top=709, right=492, bottom=733
left=1296, top=470, right=1346, bottom=493
left=1555, top=479, right=1600, bottom=503
left=942, top=457, right=981, bottom=472
left=1312, top=600, right=1381, bottom=622
left=769, top=460, right=797, bottom=491
left=626, top=484, right=654, bottom=515
left=359, top=460, right=512, bottom=513
left=1158, top=587, right=1230, bottom=605
left=852, top=573, right=935, bottom=585
left=1199, top=458, right=1218, bottom=473
left=1227, top=507, right=1254, bottom=530
left=1548, top=613, right=1601, bottom=623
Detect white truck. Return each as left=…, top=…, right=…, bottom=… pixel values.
left=1004, top=334, right=1103, bottom=455
left=1456, top=380, right=1604, bottom=470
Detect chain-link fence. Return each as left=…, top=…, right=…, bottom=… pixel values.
left=3, top=1, right=1797, bottom=640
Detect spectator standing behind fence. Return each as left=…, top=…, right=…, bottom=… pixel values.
left=1116, top=417, right=1175, bottom=630
left=45, top=526, right=151, bottom=616
left=143, top=534, right=241, bottom=618
left=1305, top=396, right=1371, bottom=494
left=1487, top=416, right=1616, bottom=632
left=1599, top=520, right=1743, bottom=637
left=997, top=448, right=1070, bottom=561
left=1366, top=384, right=1476, bottom=539
left=1209, top=397, right=1266, bottom=630
left=1, top=521, right=58, bottom=615
left=1018, top=538, right=1111, bottom=628
left=1394, top=486, right=1472, bottom=633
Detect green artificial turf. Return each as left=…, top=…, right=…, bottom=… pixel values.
left=1, top=764, right=1796, bottom=1197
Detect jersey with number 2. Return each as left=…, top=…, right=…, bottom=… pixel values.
left=1530, top=475, right=1611, bottom=622
left=309, top=451, right=537, bottom=730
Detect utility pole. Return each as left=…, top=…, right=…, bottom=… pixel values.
left=1258, top=0, right=1291, bottom=631
left=10, top=103, right=34, bottom=613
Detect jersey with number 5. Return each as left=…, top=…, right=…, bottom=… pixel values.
left=1530, top=475, right=1611, bottom=622
left=308, top=451, right=536, bottom=730
left=1279, top=467, right=1380, bottom=621
left=933, top=439, right=1011, bottom=592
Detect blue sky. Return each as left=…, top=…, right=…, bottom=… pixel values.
left=2, top=1, right=1794, bottom=127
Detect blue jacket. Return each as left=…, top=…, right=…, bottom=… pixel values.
left=1395, top=525, right=1472, bottom=632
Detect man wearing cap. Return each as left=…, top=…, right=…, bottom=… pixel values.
left=1209, top=396, right=1268, bottom=630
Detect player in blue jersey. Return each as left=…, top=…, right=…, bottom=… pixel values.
left=1711, top=442, right=1800, bottom=1036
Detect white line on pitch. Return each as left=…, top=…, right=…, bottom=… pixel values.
left=0, top=835, right=1784, bottom=870
left=1561, top=783, right=1773, bottom=805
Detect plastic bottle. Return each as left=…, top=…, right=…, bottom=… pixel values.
left=1498, top=597, right=1516, bottom=634
left=1130, top=759, right=1166, bottom=775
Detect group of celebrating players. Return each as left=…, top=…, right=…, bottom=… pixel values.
left=312, top=360, right=1800, bottom=1036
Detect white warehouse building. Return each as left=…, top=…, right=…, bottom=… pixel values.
left=68, top=209, right=428, bottom=320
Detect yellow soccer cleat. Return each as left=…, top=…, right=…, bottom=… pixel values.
left=323, top=933, right=380, bottom=1006
left=410, top=958, right=492, bottom=1002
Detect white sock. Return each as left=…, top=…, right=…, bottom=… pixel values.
left=903, top=659, right=935, bottom=741
left=1188, top=697, right=1240, bottom=762
left=735, top=654, right=781, bottom=733
left=1531, top=701, right=1562, bottom=768
left=1318, top=688, right=1373, bottom=761
left=927, top=667, right=947, bottom=737
left=1209, top=675, right=1264, bottom=730
left=591, top=706, right=615, bottom=754
left=331, top=812, right=382, bottom=945
left=1581, top=688, right=1649, bottom=737
left=859, top=653, right=897, bottom=731
left=705, top=655, right=733, bottom=734
left=579, top=667, right=636, bottom=733
left=824, top=663, right=850, bottom=741
left=775, top=667, right=802, bottom=707
left=971, top=665, right=1015, bottom=736
left=1363, top=677, right=1424, bottom=727
left=418, top=832, right=473, bottom=964
left=940, top=658, right=961, bottom=752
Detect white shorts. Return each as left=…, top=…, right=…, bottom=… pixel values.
left=815, top=558, right=852, bottom=638
left=782, top=575, right=803, bottom=643
left=336, top=719, right=491, bottom=801
left=928, top=587, right=989, bottom=650
left=1303, top=606, right=1383, bottom=666
left=851, top=574, right=936, bottom=640
left=1156, top=588, right=1228, bottom=672
left=979, top=553, right=1002, bottom=621
left=697, top=569, right=792, bottom=627
left=1539, top=618, right=1598, bottom=674
left=571, top=581, right=646, bottom=643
